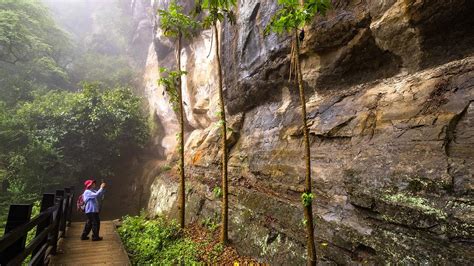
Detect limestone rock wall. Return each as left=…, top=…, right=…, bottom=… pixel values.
left=141, top=0, right=474, bottom=264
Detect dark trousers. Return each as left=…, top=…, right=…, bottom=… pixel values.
left=82, top=212, right=100, bottom=239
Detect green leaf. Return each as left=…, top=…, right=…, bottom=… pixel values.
left=301, top=192, right=314, bottom=207
left=198, top=0, right=237, bottom=27
left=158, top=68, right=187, bottom=111
left=265, top=0, right=331, bottom=35
left=157, top=1, right=199, bottom=39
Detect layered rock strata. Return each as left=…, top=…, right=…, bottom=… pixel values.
left=140, top=0, right=474, bottom=264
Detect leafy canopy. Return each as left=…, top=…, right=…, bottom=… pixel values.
left=0, top=0, right=70, bottom=64
left=0, top=0, right=72, bottom=105
left=265, top=0, right=331, bottom=34
left=196, top=0, right=237, bottom=28
left=0, top=83, right=149, bottom=200
left=158, top=1, right=199, bottom=38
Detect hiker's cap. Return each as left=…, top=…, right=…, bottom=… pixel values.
left=84, top=179, right=96, bottom=189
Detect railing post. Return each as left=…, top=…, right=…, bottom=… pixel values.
left=50, top=190, right=64, bottom=255
left=0, top=204, right=32, bottom=264
left=60, top=188, right=70, bottom=234
left=31, top=193, right=55, bottom=266
left=66, top=186, right=74, bottom=226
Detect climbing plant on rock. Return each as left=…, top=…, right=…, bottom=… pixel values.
left=196, top=0, right=236, bottom=244
left=266, top=0, right=331, bottom=265
left=158, top=0, right=198, bottom=229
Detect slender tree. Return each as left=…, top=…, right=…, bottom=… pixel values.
left=266, top=0, right=330, bottom=264
left=197, top=0, right=236, bottom=244
left=158, top=1, right=198, bottom=229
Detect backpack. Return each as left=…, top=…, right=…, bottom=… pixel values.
left=77, top=193, right=86, bottom=212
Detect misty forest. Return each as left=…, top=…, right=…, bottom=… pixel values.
left=0, top=0, right=473, bottom=265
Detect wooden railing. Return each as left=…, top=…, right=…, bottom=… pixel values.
left=0, top=187, right=74, bottom=266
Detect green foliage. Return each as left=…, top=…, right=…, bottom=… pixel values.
left=118, top=215, right=202, bottom=265
left=15, top=83, right=149, bottom=178
left=0, top=195, right=9, bottom=233
left=0, top=100, right=61, bottom=198
left=158, top=1, right=199, bottom=38
left=175, top=132, right=182, bottom=143
left=196, top=0, right=237, bottom=28
left=208, top=243, right=224, bottom=262
left=0, top=0, right=70, bottom=65
left=214, top=119, right=225, bottom=128
left=0, top=0, right=72, bottom=105
left=161, top=164, right=172, bottom=172
left=265, top=0, right=331, bottom=35
left=0, top=83, right=149, bottom=219
left=213, top=186, right=223, bottom=198
left=158, top=67, right=187, bottom=112
left=201, top=214, right=220, bottom=232
left=301, top=192, right=314, bottom=207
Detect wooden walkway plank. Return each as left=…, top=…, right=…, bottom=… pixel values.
left=50, top=221, right=130, bottom=266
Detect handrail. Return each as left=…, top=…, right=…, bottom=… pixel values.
left=7, top=223, right=53, bottom=265
left=0, top=206, right=56, bottom=251
left=0, top=187, right=75, bottom=266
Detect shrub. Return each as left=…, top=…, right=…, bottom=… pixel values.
left=118, top=215, right=202, bottom=265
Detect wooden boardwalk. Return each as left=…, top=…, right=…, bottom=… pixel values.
left=50, top=221, right=130, bottom=265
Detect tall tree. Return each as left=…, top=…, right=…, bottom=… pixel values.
left=266, top=0, right=330, bottom=264
left=158, top=1, right=198, bottom=229
left=197, top=0, right=236, bottom=244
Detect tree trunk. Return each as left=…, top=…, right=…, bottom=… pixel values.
left=214, top=23, right=229, bottom=244
left=294, top=28, right=317, bottom=265
left=177, top=33, right=186, bottom=229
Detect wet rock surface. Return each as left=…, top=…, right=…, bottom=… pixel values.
left=139, top=0, right=474, bottom=264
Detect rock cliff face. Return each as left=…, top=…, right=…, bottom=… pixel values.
left=139, top=0, right=474, bottom=264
